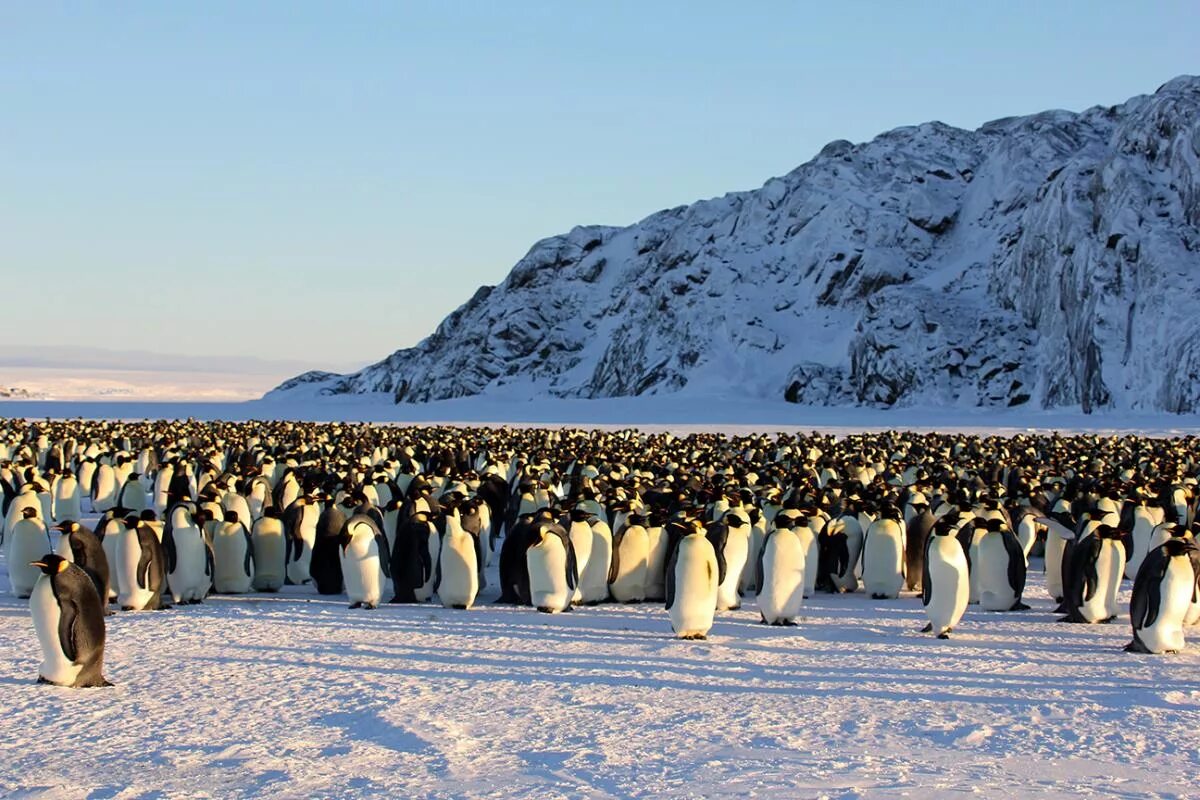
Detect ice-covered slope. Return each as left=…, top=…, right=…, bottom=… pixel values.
left=273, top=77, right=1200, bottom=412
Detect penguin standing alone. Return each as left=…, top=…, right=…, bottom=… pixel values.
left=666, top=519, right=720, bottom=640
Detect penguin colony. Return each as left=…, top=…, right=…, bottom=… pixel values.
left=4, top=417, right=1200, bottom=688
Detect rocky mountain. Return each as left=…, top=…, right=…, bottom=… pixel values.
left=272, top=76, right=1200, bottom=412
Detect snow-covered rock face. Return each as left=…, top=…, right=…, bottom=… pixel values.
left=271, top=77, right=1200, bottom=412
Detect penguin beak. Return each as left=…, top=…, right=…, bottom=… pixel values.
left=29, top=561, right=47, bottom=568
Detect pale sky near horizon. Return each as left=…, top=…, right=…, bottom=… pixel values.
left=3, top=2, right=1198, bottom=374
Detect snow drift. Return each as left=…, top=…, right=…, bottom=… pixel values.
left=272, top=76, right=1200, bottom=413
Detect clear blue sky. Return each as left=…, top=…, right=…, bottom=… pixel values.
left=3, top=1, right=1197, bottom=372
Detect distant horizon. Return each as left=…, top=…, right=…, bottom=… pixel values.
left=5, top=3, right=1198, bottom=376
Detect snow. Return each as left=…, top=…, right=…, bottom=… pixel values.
left=4, top=527, right=1197, bottom=799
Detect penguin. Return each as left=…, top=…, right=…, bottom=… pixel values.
left=819, top=513, right=863, bottom=593
left=163, top=510, right=212, bottom=604
left=310, top=502, right=347, bottom=595
left=666, top=519, right=720, bottom=640
left=525, top=520, right=576, bottom=613
left=283, top=496, right=319, bottom=585
left=115, top=473, right=147, bottom=514
left=115, top=515, right=169, bottom=611
left=922, top=518, right=970, bottom=638
left=574, top=511, right=611, bottom=605
left=52, top=520, right=110, bottom=613
left=1038, top=501, right=1077, bottom=603
left=643, top=514, right=670, bottom=601
left=1127, top=538, right=1198, bottom=654
left=495, top=513, right=535, bottom=605
left=1060, top=524, right=1125, bottom=624
left=212, top=510, right=254, bottom=594
left=52, top=471, right=82, bottom=524
left=389, top=511, right=436, bottom=603
left=28, top=555, right=111, bottom=688
left=608, top=513, right=650, bottom=603
left=250, top=508, right=286, bottom=592
left=755, top=524, right=805, bottom=625
left=1125, top=501, right=1165, bottom=581
left=862, top=508, right=905, bottom=599
left=91, top=464, right=118, bottom=513
left=7, top=508, right=51, bottom=598
left=434, top=508, right=480, bottom=609
left=340, top=513, right=390, bottom=609
left=565, top=505, right=594, bottom=605
left=904, top=502, right=936, bottom=591
left=975, top=518, right=1029, bottom=612
left=94, top=511, right=126, bottom=602
left=710, top=512, right=750, bottom=611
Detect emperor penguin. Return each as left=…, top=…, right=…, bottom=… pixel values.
left=643, top=513, right=670, bottom=601
left=1126, top=501, right=1166, bottom=581
left=435, top=508, right=480, bottom=609
left=115, top=474, right=147, bottom=514
left=904, top=501, right=936, bottom=592
left=389, top=511, right=436, bottom=603
left=115, top=515, right=169, bottom=611
left=1127, top=538, right=1199, bottom=654
left=163, top=510, right=212, bottom=604
left=1060, top=524, right=1125, bottom=624
left=922, top=518, right=970, bottom=638
left=53, top=520, right=110, bottom=612
left=52, top=471, right=82, bottom=524
left=711, top=512, right=750, bottom=611
left=862, top=507, right=906, bottom=599
left=250, top=508, right=287, bottom=592
left=283, top=496, right=319, bottom=585
left=310, top=502, right=347, bottom=595
left=1039, top=500, right=1078, bottom=603
left=526, top=519, right=577, bottom=613
left=608, top=513, right=651, bottom=603
left=666, top=518, right=720, bottom=640
left=975, top=518, right=1029, bottom=612
left=8, top=508, right=51, bottom=598
left=755, top=524, right=805, bottom=625
left=573, top=511, right=611, bottom=605
left=565, top=508, right=598, bottom=604
left=91, top=464, right=118, bottom=513
left=94, top=511, right=126, bottom=602
left=212, top=510, right=254, bottom=594
left=28, top=555, right=112, bottom=688
left=340, top=513, right=390, bottom=609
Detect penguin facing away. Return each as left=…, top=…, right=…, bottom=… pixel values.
left=28, top=554, right=112, bottom=688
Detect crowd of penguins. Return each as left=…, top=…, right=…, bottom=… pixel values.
left=4, top=417, right=1200, bottom=690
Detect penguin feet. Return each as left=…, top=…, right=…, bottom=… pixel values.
left=871, top=593, right=886, bottom=600
left=936, top=633, right=951, bottom=640
left=1104, top=615, right=1119, bottom=623
left=536, top=606, right=557, bottom=614
left=451, top=604, right=467, bottom=610
left=780, top=619, right=798, bottom=627
left=759, top=614, right=769, bottom=625
left=1011, top=602, right=1032, bottom=611
left=1124, top=640, right=1151, bottom=654
left=680, top=633, right=707, bottom=641
left=349, top=602, right=363, bottom=609
left=920, top=623, right=933, bottom=633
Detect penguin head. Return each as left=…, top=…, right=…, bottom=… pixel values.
left=51, top=520, right=79, bottom=533
left=30, top=554, right=70, bottom=575
left=21, top=507, right=38, bottom=520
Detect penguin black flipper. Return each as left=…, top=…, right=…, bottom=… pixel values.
left=921, top=554, right=933, bottom=607
left=376, top=533, right=392, bottom=580
left=1003, top=530, right=1027, bottom=601
left=54, top=591, right=81, bottom=663
left=135, top=527, right=155, bottom=590
left=754, top=531, right=767, bottom=595
left=1081, top=536, right=1102, bottom=603
left=242, top=524, right=254, bottom=577
left=163, top=527, right=178, bottom=574
left=1130, top=549, right=1166, bottom=631
left=607, top=528, right=623, bottom=586
left=664, top=541, right=679, bottom=611
left=565, top=533, right=579, bottom=592
left=705, top=522, right=728, bottom=586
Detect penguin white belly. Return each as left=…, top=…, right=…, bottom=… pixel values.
left=7, top=525, right=47, bottom=598
left=966, top=529, right=986, bottom=604
left=641, top=526, right=668, bottom=600
left=1126, top=516, right=1157, bottom=580
left=170, top=530, right=210, bottom=602
left=796, top=525, right=820, bottom=598
left=1016, top=516, right=1037, bottom=559
left=438, top=530, right=479, bottom=609
left=1138, top=558, right=1192, bottom=653
left=716, top=528, right=749, bottom=610
left=739, top=524, right=764, bottom=595
left=756, top=530, right=805, bottom=625
left=252, top=527, right=286, bottom=591
left=977, top=532, right=1018, bottom=611
left=925, top=538, right=969, bottom=636
left=568, top=523, right=593, bottom=604
left=1044, top=532, right=1069, bottom=600
left=116, top=531, right=155, bottom=610
left=863, top=523, right=905, bottom=599
left=1101, top=542, right=1126, bottom=621
left=54, top=483, right=82, bottom=524
left=341, top=535, right=383, bottom=607
left=577, top=527, right=612, bottom=604
left=610, top=527, right=649, bottom=603
left=527, top=541, right=569, bottom=612
left=30, top=577, right=83, bottom=686
left=212, top=530, right=254, bottom=594
left=670, top=537, right=718, bottom=638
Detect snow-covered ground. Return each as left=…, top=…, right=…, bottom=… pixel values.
left=3, top=520, right=1199, bottom=798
